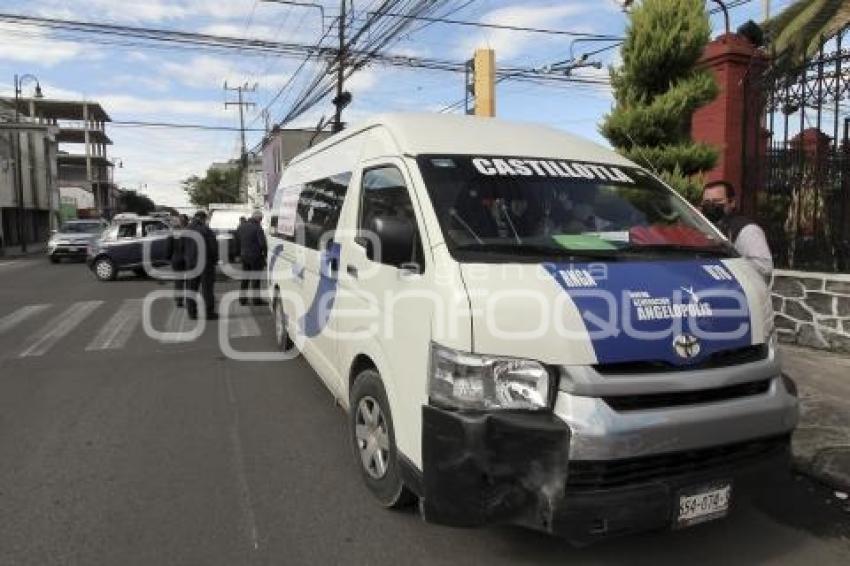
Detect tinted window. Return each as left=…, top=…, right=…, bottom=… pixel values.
left=142, top=221, right=169, bottom=235
left=415, top=155, right=733, bottom=262
left=359, top=166, right=423, bottom=269
left=117, top=223, right=137, bottom=238
left=285, top=173, right=351, bottom=249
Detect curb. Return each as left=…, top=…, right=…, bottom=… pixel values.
left=793, top=450, right=850, bottom=494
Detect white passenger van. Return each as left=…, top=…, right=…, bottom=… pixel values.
left=266, top=113, right=798, bottom=544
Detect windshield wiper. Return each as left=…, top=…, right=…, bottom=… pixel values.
left=453, top=242, right=622, bottom=260
left=625, top=243, right=735, bottom=257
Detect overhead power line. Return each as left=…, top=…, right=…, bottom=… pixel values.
left=109, top=120, right=268, bottom=132
left=365, top=11, right=624, bottom=39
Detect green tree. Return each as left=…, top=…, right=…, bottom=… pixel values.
left=117, top=189, right=156, bottom=215
left=765, top=0, right=850, bottom=69
left=600, top=0, right=718, bottom=202
left=182, top=165, right=242, bottom=207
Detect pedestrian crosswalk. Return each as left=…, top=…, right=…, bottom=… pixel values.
left=19, top=301, right=103, bottom=357
left=0, top=299, right=268, bottom=358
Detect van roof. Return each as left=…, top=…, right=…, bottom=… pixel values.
left=296, top=112, right=635, bottom=167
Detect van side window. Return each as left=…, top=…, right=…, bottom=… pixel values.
left=290, top=173, right=351, bottom=249
left=359, top=166, right=424, bottom=269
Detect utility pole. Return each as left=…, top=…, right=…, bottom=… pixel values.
left=224, top=81, right=257, bottom=166
left=471, top=48, right=496, bottom=117
left=332, top=0, right=351, bottom=133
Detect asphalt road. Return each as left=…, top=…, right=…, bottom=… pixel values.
left=1, top=256, right=849, bottom=566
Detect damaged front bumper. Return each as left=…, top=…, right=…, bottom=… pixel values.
left=420, top=404, right=791, bottom=545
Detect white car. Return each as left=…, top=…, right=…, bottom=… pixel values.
left=47, top=219, right=108, bottom=263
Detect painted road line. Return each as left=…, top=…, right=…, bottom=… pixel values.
left=0, top=305, right=51, bottom=335
left=18, top=301, right=103, bottom=357
left=228, top=306, right=262, bottom=338
left=86, top=299, right=144, bottom=351
left=161, top=306, right=194, bottom=343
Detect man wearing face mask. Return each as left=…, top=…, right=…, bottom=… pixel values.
left=701, top=180, right=773, bottom=278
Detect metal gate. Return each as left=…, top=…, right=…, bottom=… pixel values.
left=745, top=24, right=850, bottom=272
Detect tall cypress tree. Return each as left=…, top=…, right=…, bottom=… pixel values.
left=600, top=0, right=718, bottom=202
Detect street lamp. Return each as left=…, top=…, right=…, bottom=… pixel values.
left=12, top=73, right=43, bottom=253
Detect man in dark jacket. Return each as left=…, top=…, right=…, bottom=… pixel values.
left=701, top=180, right=773, bottom=279
left=169, top=214, right=190, bottom=307
left=185, top=211, right=220, bottom=320
left=236, top=209, right=268, bottom=305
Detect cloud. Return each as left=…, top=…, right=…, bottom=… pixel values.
left=96, top=94, right=226, bottom=119
left=159, top=55, right=291, bottom=91
left=110, top=127, right=238, bottom=207
left=457, top=3, right=595, bottom=60
left=0, top=23, right=90, bottom=65
left=34, top=0, right=191, bottom=24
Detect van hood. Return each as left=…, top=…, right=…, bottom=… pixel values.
left=460, top=258, right=770, bottom=367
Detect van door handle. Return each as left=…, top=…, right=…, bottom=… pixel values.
left=346, top=265, right=359, bottom=279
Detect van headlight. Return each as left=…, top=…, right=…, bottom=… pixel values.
left=429, top=343, right=551, bottom=410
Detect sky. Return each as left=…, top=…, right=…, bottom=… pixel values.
left=0, top=0, right=793, bottom=207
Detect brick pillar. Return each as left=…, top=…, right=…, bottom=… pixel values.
left=691, top=33, right=768, bottom=216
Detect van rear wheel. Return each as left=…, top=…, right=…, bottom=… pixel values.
left=349, top=369, right=415, bottom=508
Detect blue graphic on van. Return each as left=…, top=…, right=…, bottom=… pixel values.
left=543, top=260, right=752, bottom=366
left=298, top=242, right=341, bottom=338
left=269, top=243, right=284, bottom=273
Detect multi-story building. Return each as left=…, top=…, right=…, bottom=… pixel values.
left=3, top=97, right=118, bottom=219
left=0, top=102, right=59, bottom=253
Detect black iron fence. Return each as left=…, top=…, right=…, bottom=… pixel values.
left=747, top=25, right=850, bottom=272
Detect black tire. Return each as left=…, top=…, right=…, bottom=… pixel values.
left=133, top=267, right=148, bottom=278
left=349, top=368, right=415, bottom=508
left=93, top=257, right=117, bottom=281
left=49, top=255, right=59, bottom=264
left=272, top=295, right=296, bottom=353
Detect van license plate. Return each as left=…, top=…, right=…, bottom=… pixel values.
left=676, top=482, right=731, bottom=527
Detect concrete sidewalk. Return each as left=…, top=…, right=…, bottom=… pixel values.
left=782, top=345, right=850, bottom=492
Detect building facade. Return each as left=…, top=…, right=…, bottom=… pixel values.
left=0, top=106, right=59, bottom=252
left=260, top=127, right=332, bottom=206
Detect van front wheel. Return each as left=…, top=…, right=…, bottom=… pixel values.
left=349, top=369, right=415, bottom=508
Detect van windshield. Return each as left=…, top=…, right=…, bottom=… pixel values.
left=416, top=155, right=734, bottom=262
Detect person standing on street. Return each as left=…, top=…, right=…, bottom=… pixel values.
left=185, top=211, right=219, bottom=320
left=701, top=180, right=773, bottom=279
left=236, top=209, right=268, bottom=306
left=168, top=214, right=190, bottom=307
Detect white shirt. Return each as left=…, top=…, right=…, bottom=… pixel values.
left=734, top=224, right=773, bottom=278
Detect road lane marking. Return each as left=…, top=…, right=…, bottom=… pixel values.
left=18, top=301, right=103, bottom=357
left=86, top=299, right=144, bottom=351
left=0, top=305, right=50, bottom=335
left=160, top=306, right=195, bottom=343
left=224, top=374, right=260, bottom=551
left=227, top=306, right=262, bottom=338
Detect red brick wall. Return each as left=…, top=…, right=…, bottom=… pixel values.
left=691, top=33, right=768, bottom=215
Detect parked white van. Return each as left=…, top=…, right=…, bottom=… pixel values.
left=266, top=113, right=798, bottom=544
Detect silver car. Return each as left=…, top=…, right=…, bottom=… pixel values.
left=47, top=219, right=109, bottom=263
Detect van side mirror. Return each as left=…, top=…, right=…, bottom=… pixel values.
left=364, top=214, right=416, bottom=268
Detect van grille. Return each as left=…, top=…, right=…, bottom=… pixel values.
left=593, top=344, right=768, bottom=375
left=602, top=379, right=771, bottom=411
left=566, top=435, right=790, bottom=489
